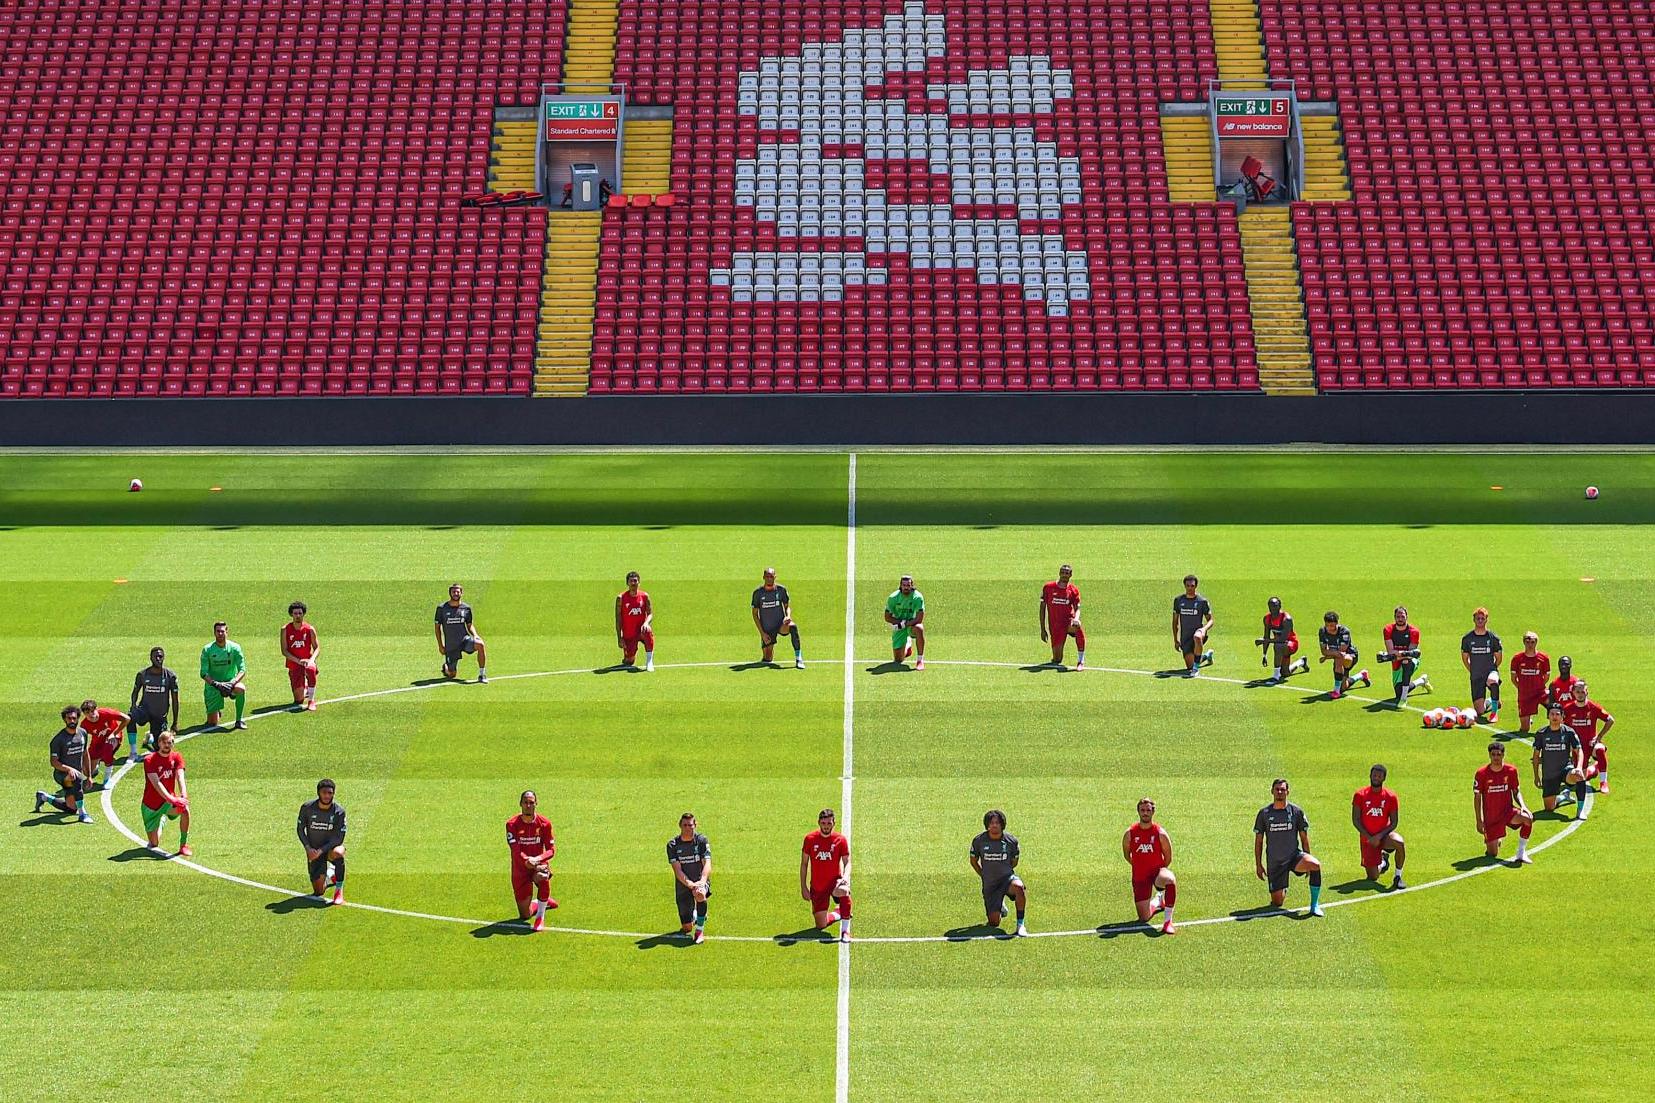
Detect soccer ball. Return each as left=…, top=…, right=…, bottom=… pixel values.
left=1586, top=485, right=1599, bottom=500
left=1456, top=708, right=1476, bottom=729
left=128, top=478, right=143, bottom=492
left=1423, top=708, right=1444, bottom=729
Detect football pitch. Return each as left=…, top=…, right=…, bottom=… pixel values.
left=2, top=449, right=1650, bottom=1102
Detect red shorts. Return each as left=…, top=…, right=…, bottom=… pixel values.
left=1483, top=808, right=1521, bottom=843
left=810, top=884, right=844, bottom=912
left=1131, top=869, right=1164, bottom=902
left=1049, top=614, right=1075, bottom=636
left=1517, top=689, right=1545, bottom=719
left=1278, top=636, right=1301, bottom=656
left=88, top=734, right=121, bottom=767
left=1580, top=745, right=1603, bottom=777
left=1359, top=836, right=1388, bottom=869
left=511, top=862, right=550, bottom=901
left=287, top=663, right=317, bottom=692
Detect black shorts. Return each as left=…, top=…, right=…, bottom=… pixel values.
left=759, top=621, right=791, bottom=644
left=981, top=875, right=1022, bottom=916
left=1179, top=631, right=1203, bottom=655
left=1267, top=851, right=1308, bottom=893
left=306, top=847, right=341, bottom=883
left=1541, top=772, right=1571, bottom=798
left=129, top=703, right=169, bottom=735
left=674, top=879, right=709, bottom=924
left=1332, top=648, right=1360, bottom=664
left=444, top=639, right=478, bottom=665
left=1470, top=671, right=1494, bottom=700
left=53, top=769, right=84, bottom=796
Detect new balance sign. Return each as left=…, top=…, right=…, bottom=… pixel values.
left=1214, top=95, right=1292, bottom=138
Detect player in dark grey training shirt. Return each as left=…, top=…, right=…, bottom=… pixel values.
left=1172, top=574, right=1214, bottom=676
left=435, top=583, right=487, bottom=683
left=667, top=812, right=712, bottom=943
left=751, top=567, right=803, bottom=668
left=969, top=809, right=1027, bottom=935
left=1531, top=704, right=1586, bottom=817
left=1253, top=778, right=1323, bottom=915
left=297, top=778, right=347, bottom=904
left=36, top=705, right=93, bottom=822
left=1459, top=606, right=1502, bottom=720
left=128, top=646, right=180, bottom=759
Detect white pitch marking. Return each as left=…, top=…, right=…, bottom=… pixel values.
left=837, top=453, right=856, bottom=1103
left=98, top=656, right=1591, bottom=944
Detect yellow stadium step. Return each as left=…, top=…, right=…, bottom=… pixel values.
left=534, top=212, right=604, bottom=397
left=1239, top=208, right=1315, bottom=394
left=1161, top=115, right=1215, bottom=202
left=1299, top=115, right=1354, bottom=202
left=487, top=120, right=538, bottom=193
left=1209, top=0, right=1269, bottom=83
left=622, top=118, right=675, bottom=195
left=563, top=0, right=620, bottom=88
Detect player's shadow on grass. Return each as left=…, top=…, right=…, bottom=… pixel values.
left=729, top=661, right=780, bottom=671
left=470, top=919, right=534, bottom=937
left=266, top=895, right=334, bottom=915
left=1330, top=877, right=1386, bottom=896
left=17, top=813, right=74, bottom=827
left=1228, top=904, right=1305, bottom=922
left=1096, top=919, right=1159, bottom=939
left=249, top=703, right=299, bottom=719
left=107, top=846, right=169, bottom=862
left=635, top=931, right=696, bottom=949
left=1361, top=700, right=1405, bottom=714
left=1451, top=854, right=1506, bottom=871
left=1018, top=663, right=1070, bottom=673
left=772, top=927, right=837, bottom=946
left=1151, top=668, right=1193, bottom=679
left=408, top=676, right=458, bottom=688
left=943, top=924, right=1014, bottom=941
left=593, top=664, right=645, bottom=675
left=865, top=662, right=913, bottom=675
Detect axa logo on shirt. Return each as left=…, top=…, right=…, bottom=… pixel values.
left=812, top=847, right=837, bottom=861
left=711, top=2, right=1091, bottom=315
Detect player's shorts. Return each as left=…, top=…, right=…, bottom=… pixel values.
left=512, top=861, right=551, bottom=900
left=1469, top=671, right=1495, bottom=700
left=1132, top=869, right=1166, bottom=903
left=1267, top=851, right=1308, bottom=893
left=1482, top=808, right=1522, bottom=844
left=53, top=769, right=85, bottom=796
left=980, top=874, right=1023, bottom=915
left=140, top=801, right=179, bottom=833
left=1517, top=689, right=1545, bottom=719
left=1179, top=630, right=1203, bottom=655
left=203, top=681, right=241, bottom=712
left=810, top=883, right=847, bottom=913
left=128, top=703, right=169, bottom=737
left=674, top=878, right=710, bottom=924
left=891, top=627, right=912, bottom=652
left=1330, top=647, right=1360, bottom=665
left=1579, top=748, right=1602, bottom=779
left=1272, top=636, right=1300, bottom=657
left=307, top=847, right=342, bottom=883
left=287, top=663, right=318, bottom=693
left=88, top=735, right=121, bottom=767
left=1540, top=771, right=1572, bottom=798
left=1358, top=835, right=1392, bottom=870
left=444, top=639, right=478, bottom=666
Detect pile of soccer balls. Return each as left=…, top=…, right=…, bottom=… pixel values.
left=1423, top=706, right=1478, bottom=729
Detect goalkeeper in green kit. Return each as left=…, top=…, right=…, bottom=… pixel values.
left=885, top=575, right=926, bottom=670
left=201, top=620, right=249, bottom=730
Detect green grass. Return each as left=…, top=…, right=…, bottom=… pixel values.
left=2, top=450, right=1651, bottom=1101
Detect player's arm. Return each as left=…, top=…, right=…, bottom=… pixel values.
left=1350, top=801, right=1366, bottom=836
left=298, top=812, right=320, bottom=858
left=1460, top=644, right=1472, bottom=673
left=1297, top=828, right=1310, bottom=853
left=307, top=630, right=319, bottom=665
left=1570, top=739, right=1583, bottom=776
left=639, top=594, right=652, bottom=630
left=615, top=595, right=625, bottom=640
left=533, top=830, right=556, bottom=864
left=838, top=851, right=851, bottom=883
left=1120, top=828, right=1133, bottom=864
left=1472, top=786, right=1484, bottom=833
left=229, top=646, right=246, bottom=688
left=1252, top=831, right=1265, bottom=877
left=969, top=847, right=983, bottom=876
left=700, top=846, right=712, bottom=885
left=1200, top=607, right=1213, bottom=636
left=751, top=600, right=764, bottom=634
left=464, top=609, right=479, bottom=641
left=671, top=858, right=694, bottom=888
left=1038, top=597, right=1048, bottom=640
left=1171, top=607, right=1180, bottom=644
left=130, top=672, right=143, bottom=711
left=1491, top=648, right=1502, bottom=671
left=174, top=766, right=187, bottom=805
left=435, top=617, right=446, bottom=653
left=168, top=680, right=180, bottom=728
left=1531, top=745, right=1543, bottom=786
left=1158, top=829, right=1172, bottom=867
left=145, top=765, right=180, bottom=807
left=885, top=599, right=899, bottom=627
left=200, top=646, right=213, bottom=683
left=799, top=851, right=812, bottom=899
left=281, top=627, right=301, bottom=665
left=1597, top=710, right=1614, bottom=738
left=50, top=749, right=78, bottom=782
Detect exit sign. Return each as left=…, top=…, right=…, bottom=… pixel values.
left=1213, top=95, right=1293, bottom=137
left=544, top=99, right=621, bottom=140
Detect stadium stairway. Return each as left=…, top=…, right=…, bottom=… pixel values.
left=621, top=118, right=675, bottom=195
left=1209, top=0, right=1269, bottom=82
left=487, top=119, right=539, bottom=193
left=1162, top=115, right=1215, bottom=202
left=536, top=212, right=604, bottom=395
left=1239, top=208, right=1314, bottom=394
left=1298, top=116, right=1353, bottom=201
left=563, top=0, right=619, bottom=88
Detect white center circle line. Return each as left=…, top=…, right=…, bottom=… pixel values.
left=99, top=658, right=1591, bottom=943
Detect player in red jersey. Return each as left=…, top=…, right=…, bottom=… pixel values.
left=1510, top=631, right=1550, bottom=734
left=1257, top=596, right=1309, bottom=684
left=615, top=571, right=655, bottom=672
left=1123, top=798, right=1177, bottom=934
left=141, top=730, right=191, bottom=857
left=77, top=698, right=130, bottom=790
left=1351, top=764, right=1405, bottom=890
left=1547, top=655, right=1580, bottom=710
left=800, top=807, right=852, bottom=941
left=507, top=789, right=558, bottom=931
left=1038, top=563, right=1086, bottom=669
left=280, top=601, right=321, bottom=711
left=1473, top=742, right=1532, bottom=863
left=1563, top=680, right=1614, bottom=794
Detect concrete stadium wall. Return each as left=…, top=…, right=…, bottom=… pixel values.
left=0, top=394, right=1651, bottom=447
